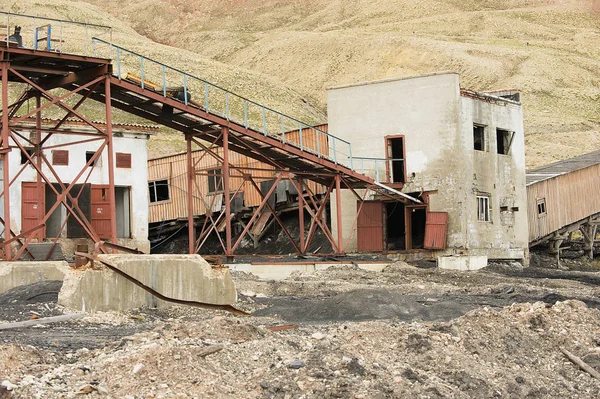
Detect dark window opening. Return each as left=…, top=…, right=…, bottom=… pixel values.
left=385, top=202, right=405, bottom=251
left=207, top=169, right=223, bottom=193
left=148, top=179, right=170, bottom=203
left=86, top=151, right=99, bottom=167
left=500, top=205, right=509, bottom=212
left=473, top=125, right=486, bottom=151
left=386, top=137, right=405, bottom=183
left=20, top=148, right=34, bottom=164
left=537, top=198, right=546, bottom=216
left=496, top=129, right=514, bottom=155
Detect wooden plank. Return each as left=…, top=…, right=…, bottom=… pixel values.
left=0, top=313, right=85, bottom=330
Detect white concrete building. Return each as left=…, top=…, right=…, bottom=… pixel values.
left=328, top=72, right=528, bottom=266
left=0, top=120, right=154, bottom=256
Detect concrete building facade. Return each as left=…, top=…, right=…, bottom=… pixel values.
left=0, top=120, right=154, bottom=256
left=328, top=72, right=528, bottom=263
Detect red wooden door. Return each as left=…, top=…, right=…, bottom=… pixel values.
left=91, top=185, right=112, bottom=239
left=21, top=182, right=46, bottom=240
left=357, top=201, right=384, bottom=252
left=424, top=211, right=448, bottom=250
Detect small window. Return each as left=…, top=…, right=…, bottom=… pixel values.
left=473, top=125, right=486, bottom=151
left=52, top=150, right=69, bottom=166
left=148, top=179, right=170, bottom=203
left=537, top=198, right=546, bottom=216
left=86, top=151, right=100, bottom=167
left=20, top=148, right=34, bottom=164
left=477, top=195, right=491, bottom=222
left=207, top=169, right=223, bottom=193
left=116, top=152, right=132, bottom=168
left=496, top=129, right=514, bottom=155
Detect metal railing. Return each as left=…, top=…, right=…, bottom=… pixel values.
left=353, top=157, right=405, bottom=183
left=0, top=11, right=112, bottom=56
left=90, top=37, right=355, bottom=170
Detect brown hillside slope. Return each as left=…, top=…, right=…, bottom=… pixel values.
left=82, top=0, right=600, bottom=168
left=0, top=0, right=326, bottom=157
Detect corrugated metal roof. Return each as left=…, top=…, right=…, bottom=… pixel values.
left=526, top=149, right=600, bottom=186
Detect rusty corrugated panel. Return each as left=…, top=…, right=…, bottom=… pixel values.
left=116, top=152, right=132, bottom=168
left=357, top=201, right=384, bottom=252
left=21, top=182, right=45, bottom=239
left=423, top=211, right=448, bottom=250
left=52, top=149, right=69, bottom=165
left=91, top=185, right=112, bottom=239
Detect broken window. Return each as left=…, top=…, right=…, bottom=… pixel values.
left=148, top=179, right=170, bottom=203
left=473, top=125, right=486, bottom=151
left=477, top=195, right=490, bottom=222
left=207, top=169, right=223, bottom=193
left=496, top=129, right=514, bottom=155
left=86, top=151, right=100, bottom=167
left=537, top=198, right=546, bottom=217
left=20, top=148, right=34, bottom=164
left=386, top=136, right=405, bottom=183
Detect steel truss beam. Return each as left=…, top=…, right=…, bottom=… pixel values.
left=0, top=60, right=122, bottom=260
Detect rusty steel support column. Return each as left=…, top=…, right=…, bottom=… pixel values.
left=298, top=177, right=305, bottom=253
left=1, top=62, right=11, bottom=259
left=35, top=93, right=44, bottom=241
left=335, top=174, right=343, bottom=254
left=222, top=126, right=232, bottom=255
left=104, top=76, right=118, bottom=246
left=186, top=135, right=195, bottom=254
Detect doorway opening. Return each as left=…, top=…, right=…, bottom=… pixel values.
left=385, top=201, right=405, bottom=250
left=406, top=206, right=427, bottom=249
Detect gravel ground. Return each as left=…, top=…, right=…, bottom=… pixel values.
left=2, top=255, right=600, bottom=398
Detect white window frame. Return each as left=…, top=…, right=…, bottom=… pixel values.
left=477, top=195, right=491, bottom=222
left=537, top=198, right=547, bottom=217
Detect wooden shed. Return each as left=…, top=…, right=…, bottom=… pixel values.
left=526, top=150, right=600, bottom=245
left=147, top=125, right=328, bottom=225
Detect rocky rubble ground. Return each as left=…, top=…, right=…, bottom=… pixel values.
left=2, top=260, right=600, bottom=398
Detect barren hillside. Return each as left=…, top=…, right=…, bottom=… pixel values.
left=81, top=0, right=600, bottom=167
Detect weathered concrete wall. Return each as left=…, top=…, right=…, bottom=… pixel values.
left=460, top=96, right=528, bottom=260
left=438, top=255, right=488, bottom=271
left=0, top=261, right=69, bottom=294
left=328, top=72, right=527, bottom=261
left=58, top=255, right=237, bottom=312
left=328, top=72, right=468, bottom=251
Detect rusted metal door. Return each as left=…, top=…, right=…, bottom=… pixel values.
left=424, top=211, right=448, bottom=250
left=21, top=182, right=45, bottom=239
left=357, top=201, right=384, bottom=252
left=91, top=185, right=112, bottom=239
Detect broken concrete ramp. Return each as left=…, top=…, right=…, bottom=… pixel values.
left=59, top=254, right=237, bottom=312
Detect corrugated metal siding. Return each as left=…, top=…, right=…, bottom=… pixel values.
left=148, top=148, right=327, bottom=224
left=527, top=163, right=600, bottom=242
left=356, top=201, right=384, bottom=252
left=424, top=211, right=448, bottom=250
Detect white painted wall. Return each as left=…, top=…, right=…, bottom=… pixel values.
left=0, top=126, right=150, bottom=253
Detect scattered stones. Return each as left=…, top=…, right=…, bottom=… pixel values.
left=288, top=360, right=305, bottom=369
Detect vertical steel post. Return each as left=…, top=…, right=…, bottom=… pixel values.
left=36, top=94, right=43, bottom=240
left=104, top=75, right=118, bottom=246
left=1, top=62, right=11, bottom=259
left=186, top=135, right=195, bottom=254
left=222, top=126, right=232, bottom=255
left=335, top=174, right=343, bottom=255
left=298, top=177, right=305, bottom=253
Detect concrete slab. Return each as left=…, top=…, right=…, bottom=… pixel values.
left=59, top=254, right=237, bottom=312
left=437, top=255, right=488, bottom=271
left=228, top=262, right=390, bottom=280
left=0, top=261, right=69, bottom=294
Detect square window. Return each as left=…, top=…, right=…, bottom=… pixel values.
left=148, top=179, right=170, bottom=203
left=86, top=151, right=100, bottom=167
left=52, top=149, right=69, bottom=166
left=116, top=152, right=132, bottom=168
left=496, top=129, right=514, bottom=155
left=473, top=125, right=486, bottom=151
left=20, top=148, right=34, bottom=164
left=477, top=195, right=491, bottom=222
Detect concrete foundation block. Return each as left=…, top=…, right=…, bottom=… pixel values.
left=58, top=254, right=237, bottom=313
left=437, top=255, right=488, bottom=271
left=0, top=261, right=69, bottom=294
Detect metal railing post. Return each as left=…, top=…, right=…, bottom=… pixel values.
left=299, top=123, right=303, bottom=151
left=139, top=56, right=145, bottom=89
left=243, top=101, right=248, bottom=128
left=162, top=65, right=166, bottom=97
left=183, top=74, right=188, bottom=105
left=333, top=138, right=337, bottom=164
left=116, top=47, right=121, bottom=78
